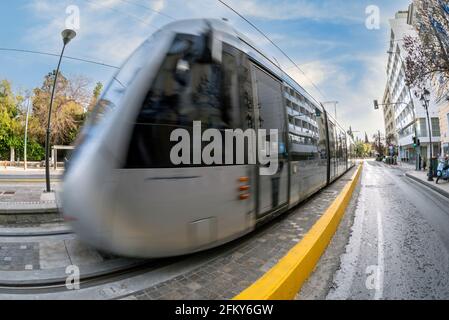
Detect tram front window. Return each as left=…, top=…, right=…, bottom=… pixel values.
left=125, top=34, right=241, bottom=168
left=136, top=35, right=230, bottom=129
left=89, top=30, right=168, bottom=129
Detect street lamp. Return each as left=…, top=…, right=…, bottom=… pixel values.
left=44, top=29, right=76, bottom=193
left=419, top=88, right=434, bottom=181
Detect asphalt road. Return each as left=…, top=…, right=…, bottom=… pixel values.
left=328, top=160, right=449, bottom=300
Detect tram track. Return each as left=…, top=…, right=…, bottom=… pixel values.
left=0, top=258, right=171, bottom=293
left=0, top=228, right=176, bottom=295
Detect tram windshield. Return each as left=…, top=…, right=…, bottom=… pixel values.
left=134, top=33, right=233, bottom=129
left=125, top=33, right=245, bottom=168
left=89, top=30, right=169, bottom=128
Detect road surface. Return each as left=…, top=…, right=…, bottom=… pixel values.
left=328, top=160, right=449, bottom=300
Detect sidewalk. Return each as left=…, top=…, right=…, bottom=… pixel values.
left=0, top=171, right=61, bottom=214
left=397, top=161, right=416, bottom=171
left=405, top=170, right=449, bottom=199
left=0, top=187, right=61, bottom=214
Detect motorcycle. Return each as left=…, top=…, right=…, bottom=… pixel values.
left=436, top=158, right=449, bottom=184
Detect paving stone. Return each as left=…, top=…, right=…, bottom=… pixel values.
left=0, top=242, right=39, bottom=271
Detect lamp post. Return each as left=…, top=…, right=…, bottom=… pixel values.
left=419, top=88, right=434, bottom=181
left=44, top=29, right=76, bottom=193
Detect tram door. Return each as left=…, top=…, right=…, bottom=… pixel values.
left=251, top=64, right=289, bottom=218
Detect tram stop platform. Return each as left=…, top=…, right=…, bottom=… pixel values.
left=0, top=168, right=61, bottom=214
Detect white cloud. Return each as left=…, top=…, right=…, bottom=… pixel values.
left=220, top=0, right=365, bottom=23
left=22, top=0, right=391, bottom=137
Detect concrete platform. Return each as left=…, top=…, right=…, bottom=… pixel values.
left=0, top=183, right=61, bottom=214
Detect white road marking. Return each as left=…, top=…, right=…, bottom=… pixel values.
left=374, top=209, right=385, bottom=300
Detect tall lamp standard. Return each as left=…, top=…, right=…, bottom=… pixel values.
left=419, top=88, right=434, bottom=181
left=45, top=29, right=76, bottom=193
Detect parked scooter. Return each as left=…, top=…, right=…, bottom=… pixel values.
left=436, top=156, right=449, bottom=184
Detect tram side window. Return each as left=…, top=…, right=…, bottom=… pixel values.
left=316, top=108, right=328, bottom=160
left=125, top=34, right=241, bottom=168
left=328, top=121, right=336, bottom=161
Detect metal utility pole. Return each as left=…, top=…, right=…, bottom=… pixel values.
left=420, top=88, right=433, bottom=181
left=45, top=29, right=76, bottom=193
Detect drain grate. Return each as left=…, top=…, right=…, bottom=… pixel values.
left=2, top=191, right=15, bottom=195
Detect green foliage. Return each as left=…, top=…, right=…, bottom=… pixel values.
left=5, top=137, right=45, bottom=161
left=0, top=79, right=23, bottom=160
left=354, top=141, right=372, bottom=158
left=88, top=81, right=104, bottom=112
left=0, top=73, right=98, bottom=162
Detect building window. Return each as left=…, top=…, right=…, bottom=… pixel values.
left=431, top=118, right=440, bottom=137
left=446, top=113, right=449, bottom=134
left=418, top=118, right=428, bottom=137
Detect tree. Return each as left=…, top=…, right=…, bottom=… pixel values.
left=32, top=71, right=89, bottom=146
left=364, top=132, right=369, bottom=144
left=347, top=126, right=354, bottom=139
left=88, top=82, right=103, bottom=112
left=403, top=0, right=449, bottom=101
left=385, top=133, right=396, bottom=146
left=372, top=132, right=385, bottom=156
left=354, top=140, right=372, bottom=158
left=0, top=80, right=23, bottom=160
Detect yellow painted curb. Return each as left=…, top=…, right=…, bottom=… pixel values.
left=234, top=163, right=363, bottom=300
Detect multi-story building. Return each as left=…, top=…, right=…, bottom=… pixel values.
left=382, top=86, right=397, bottom=146
left=384, top=7, right=441, bottom=164
left=439, top=101, right=449, bottom=156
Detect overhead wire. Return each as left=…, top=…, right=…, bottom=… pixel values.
left=216, top=0, right=328, bottom=103
left=0, top=47, right=119, bottom=69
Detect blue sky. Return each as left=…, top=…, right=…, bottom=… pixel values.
left=0, top=0, right=412, bottom=138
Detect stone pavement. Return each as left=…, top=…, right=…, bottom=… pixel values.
left=0, top=181, right=61, bottom=214
left=405, top=169, right=449, bottom=199
left=124, top=166, right=358, bottom=300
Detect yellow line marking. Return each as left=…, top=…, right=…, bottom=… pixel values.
left=234, top=164, right=363, bottom=300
